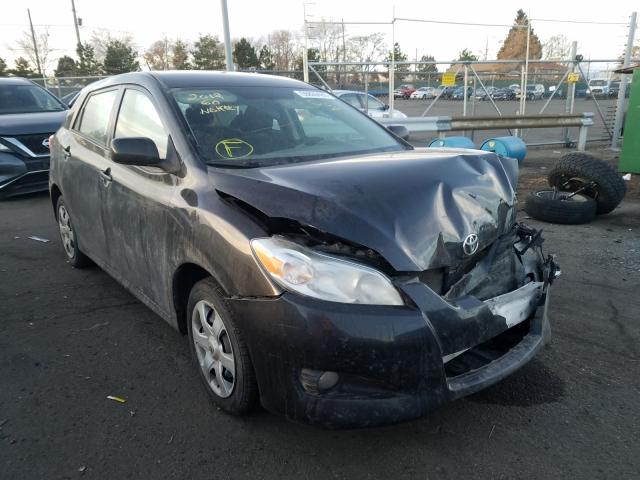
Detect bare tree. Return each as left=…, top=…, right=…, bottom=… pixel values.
left=347, top=33, right=387, bottom=65
left=267, top=30, right=299, bottom=71
left=12, top=27, right=53, bottom=76
left=90, top=29, right=134, bottom=63
left=543, top=35, right=572, bottom=61
left=144, top=37, right=171, bottom=70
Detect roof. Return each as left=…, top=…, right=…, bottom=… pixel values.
left=0, top=77, right=35, bottom=86
left=614, top=64, right=640, bottom=74
left=149, top=70, right=308, bottom=88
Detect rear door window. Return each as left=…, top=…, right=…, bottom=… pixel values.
left=339, top=93, right=363, bottom=109
left=114, top=89, right=168, bottom=159
left=77, top=89, right=118, bottom=146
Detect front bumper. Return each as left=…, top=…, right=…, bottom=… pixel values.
left=228, top=280, right=551, bottom=428
left=0, top=151, right=50, bottom=199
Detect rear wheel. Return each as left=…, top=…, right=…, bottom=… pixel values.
left=56, top=197, right=91, bottom=268
left=524, top=189, right=597, bottom=225
left=187, top=278, right=258, bottom=415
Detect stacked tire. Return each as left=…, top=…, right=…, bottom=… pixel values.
left=524, top=153, right=626, bottom=225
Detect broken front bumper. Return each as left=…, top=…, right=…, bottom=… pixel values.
left=227, top=278, right=551, bottom=428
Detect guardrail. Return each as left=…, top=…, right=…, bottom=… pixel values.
left=378, top=113, right=594, bottom=150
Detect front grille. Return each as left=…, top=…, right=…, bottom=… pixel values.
left=12, top=133, right=53, bottom=155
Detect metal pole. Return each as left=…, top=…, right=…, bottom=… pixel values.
left=563, top=41, right=577, bottom=145
left=364, top=69, right=369, bottom=112
left=612, top=11, right=637, bottom=149
left=220, top=0, right=233, bottom=71
left=389, top=13, right=395, bottom=115
left=463, top=64, right=469, bottom=116
left=302, top=4, right=309, bottom=82
left=27, top=9, right=43, bottom=77
left=70, top=0, right=82, bottom=49
left=470, top=76, right=476, bottom=142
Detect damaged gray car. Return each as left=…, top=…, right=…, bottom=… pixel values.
left=49, top=71, right=560, bottom=427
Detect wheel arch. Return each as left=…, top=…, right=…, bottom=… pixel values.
left=50, top=183, right=62, bottom=219
left=172, top=262, right=217, bottom=335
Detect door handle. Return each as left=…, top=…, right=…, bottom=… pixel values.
left=63, top=145, right=71, bottom=158
left=99, top=167, right=112, bottom=186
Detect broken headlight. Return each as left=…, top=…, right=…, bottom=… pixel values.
left=251, top=236, right=404, bottom=306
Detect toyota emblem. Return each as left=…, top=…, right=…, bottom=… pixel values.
left=462, top=233, right=479, bottom=256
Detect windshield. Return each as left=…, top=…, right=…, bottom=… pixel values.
left=171, top=86, right=407, bottom=167
left=0, top=84, right=67, bottom=114
left=590, top=80, right=607, bottom=86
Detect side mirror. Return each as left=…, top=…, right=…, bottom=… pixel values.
left=387, top=124, right=410, bottom=141
left=111, top=137, right=162, bottom=167
left=383, top=104, right=390, bottom=111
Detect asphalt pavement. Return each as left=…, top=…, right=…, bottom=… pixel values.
left=1, top=149, right=639, bottom=479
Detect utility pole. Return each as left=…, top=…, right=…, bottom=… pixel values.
left=220, top=0, right=233, bottom=71
left=27, top=9, right=43, bottom=77
left=612, top=11, right=637, bottom=150
left=70, top=0, right=82, bottom=49
left=302, top=3, right=309, bottom=82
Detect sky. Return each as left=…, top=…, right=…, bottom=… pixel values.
left=0, top=0, right=637, bottom=74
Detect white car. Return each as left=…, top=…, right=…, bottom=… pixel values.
left=410, top=87, right=437, bottom=99
left=333, top=90, right=408, bottom=119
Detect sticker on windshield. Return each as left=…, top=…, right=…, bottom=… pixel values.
left=294, top=90, right=334, bottom=99
left=215, top=138, right=254, bottom=159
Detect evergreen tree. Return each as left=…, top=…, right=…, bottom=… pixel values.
left=258, top=45, right=275, bottom=70
left=172, top=39, right=190, bottom=70
left=233, top=38, right=259, bottom=69
left=103, top=40, right=140, bottom=74
left=0, top=57, right=7, bottom=76
left=77, top=43, right=102, bottom=75
left=457, top=49, right=479, bottom=61
left=497, top=10, right=542, bottom=60
left=417, top=54, right=438, bottom=73
left=192, top=35, right=225, bottom=70
left=10, top=57, right=37, bottom=77
left=54, top=56, right=78, bottom=77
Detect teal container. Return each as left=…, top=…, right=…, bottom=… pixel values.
left=428, top=136, right=476, bottom=149
left=480, top=136, right=527, bottom=164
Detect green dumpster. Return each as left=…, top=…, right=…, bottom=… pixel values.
left=619, top=69, right=640, bottom=173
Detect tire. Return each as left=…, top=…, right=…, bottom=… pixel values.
left=55, top=196, right=92, bottom=268
left=524, top=189, right=597, bottom=224
left=187, top=277, right=258, bottom=415
left=548, top=152, right=626, bottom=214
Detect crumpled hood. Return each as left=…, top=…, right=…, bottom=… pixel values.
left=0, top=111, right=67, bottom=136
left=212, top=148, right=519, bottom=271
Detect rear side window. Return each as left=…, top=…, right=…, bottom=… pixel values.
left=77, top=90, right=118, bottom=146
left=114, top=89, right=168, bottom=159
left=339, top=93, right=362, bottom=108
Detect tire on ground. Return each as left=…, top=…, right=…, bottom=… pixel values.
left=547, top=152, right=626, bottom=214
left=187, top=277, right=258, bottom=415
left=524, top=189, right=597, bottom=225
left=55, top=196, right=92, bottom=268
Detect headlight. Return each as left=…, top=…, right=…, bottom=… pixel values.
left=585, top=89, right=590, bottom=94
left=251, top=236, right=404, bottom=306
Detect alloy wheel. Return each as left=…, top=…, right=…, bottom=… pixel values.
left=58, top=204, right=75, bottom=258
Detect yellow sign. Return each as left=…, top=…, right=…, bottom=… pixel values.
left=442, top=73, right=456, bottom=87
left=215, top=138, right=254, bottom=159
left=567, top=72, right=580, bottom=83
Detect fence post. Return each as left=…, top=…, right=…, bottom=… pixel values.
left=612, top=11, right=637, bottom=150
left=563, top=41, right=578, bottom=145
left=463, top=64, right=468, bottom=117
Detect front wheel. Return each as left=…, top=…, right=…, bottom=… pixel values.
left=187, top=278, right=258, bottom=415
left=56, top=197, right=92, bottom=268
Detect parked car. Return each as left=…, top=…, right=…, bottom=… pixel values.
left=333, top=90, right=407, bottom=119
left=585, top=79, right=609, bottom=99
left=410, top=87, right=437, bottom=99
left=491, top=88, right=516, bottom=101
left=393, top=84, right=416, bottom=99
left=508, top=84, right=521, bottom=95
left=475, top=86, right=497, bottom=100
left=517, top=84, right=545, bottom=100
left=0, top=77, right=68, bottom=199
left=436, top=86, right=457, bottom=99
left=451, top=86, right=473, bottom=100
left=49, top=71, right=558, bottom=428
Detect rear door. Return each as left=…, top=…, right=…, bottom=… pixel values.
left=101, top=86, right=177, bottom=311
left=61, top=87, right=119, bottom=265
